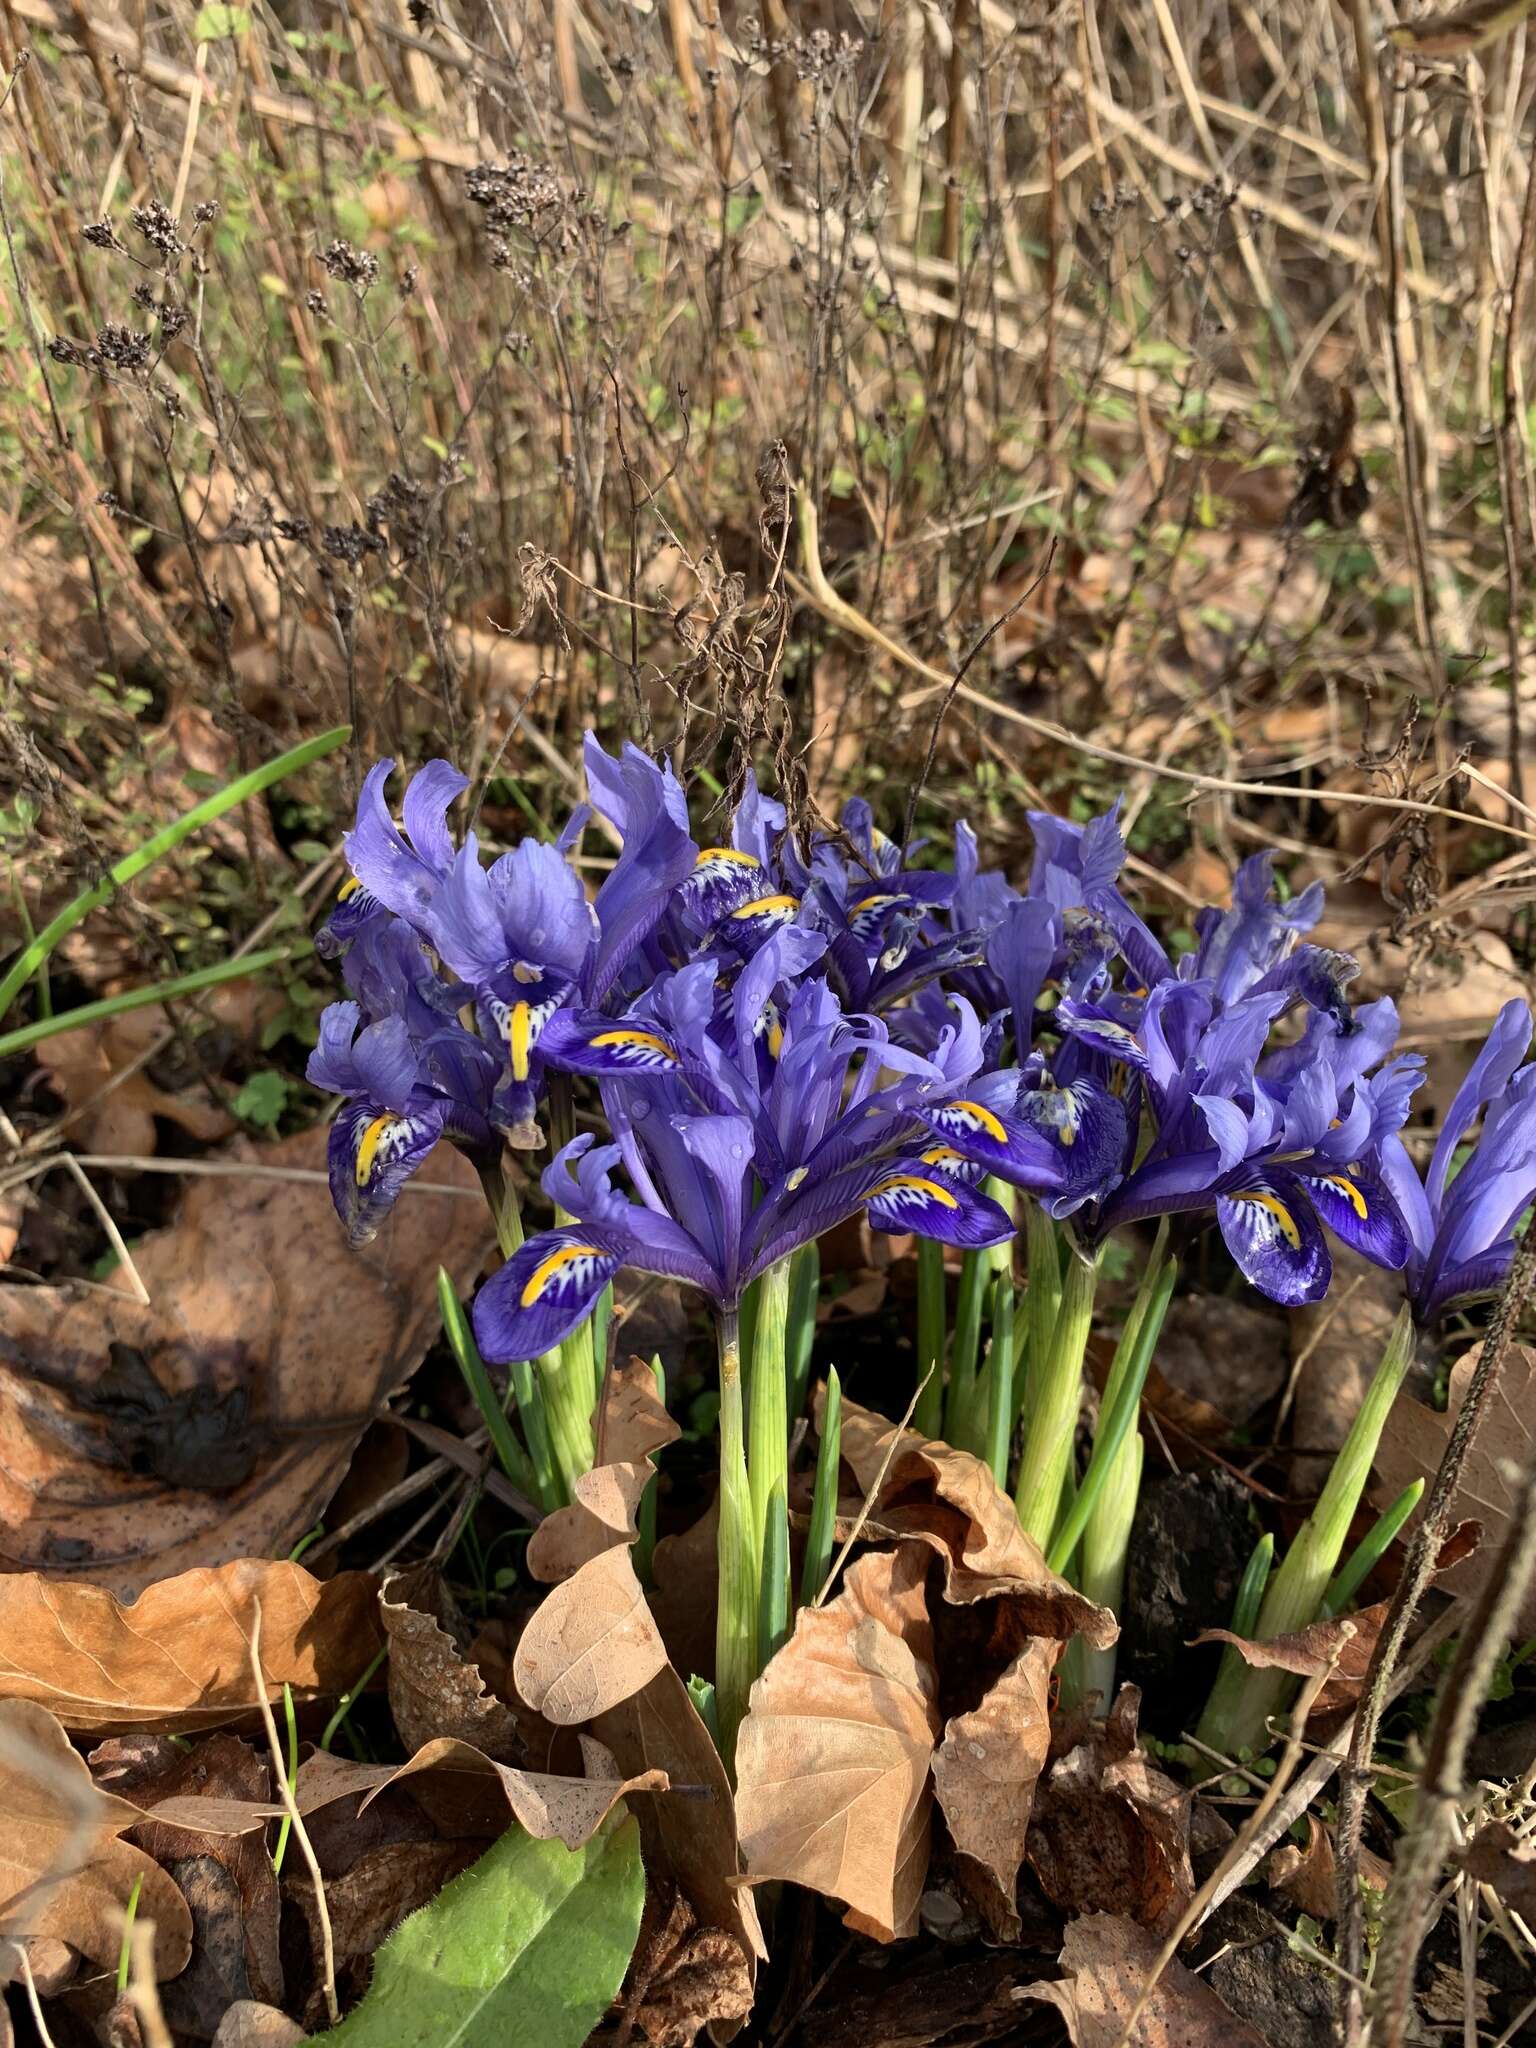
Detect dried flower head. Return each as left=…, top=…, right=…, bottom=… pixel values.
left=131, top=201, right=184, bottom=259
left=321, top=240, right=379, bottom=295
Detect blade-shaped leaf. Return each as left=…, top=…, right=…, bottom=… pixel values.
left=307, top=1812, right=644, bottom=2047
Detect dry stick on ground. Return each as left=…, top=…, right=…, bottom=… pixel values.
left=1108, top=1649, right=1351, bottom=2048
left=1497, top=120, right=1536, bottom=812
left=248, top=1598, right=339, bottom=2030
left=1334, top=1236, right=1536, bottom=2032
left=1369, top=1408, right=1536, bottom=2046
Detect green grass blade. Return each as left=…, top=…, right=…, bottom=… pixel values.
left=1323, top=1479, right=1424, bottom=1617
left=0, top=942, right=312, bottom=1061
left=0, top=724, right=349, bottom=1021
left=801, top=1366, right=842, bottom=1607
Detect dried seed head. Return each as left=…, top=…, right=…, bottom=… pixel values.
left=321, top=239, right=379, bottom=294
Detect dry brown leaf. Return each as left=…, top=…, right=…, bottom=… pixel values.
left=526, top=1354, right=679, bottom=1584
left=1025, top=1689, right=1194, bottom=1936
left=932, top=1635, right=1055, bottom=1940
left=0, top=1559, right=381, bottom=1736
left=1458, top=1819, right=1536, bottom=1920
left=832, top=1394, right=1115, bottom=1644
left=1288, top=1256, right=1405, bottom=1492
left=34, top=992, right=259, bottom=1159
left=595, top=1663, right=766, bottom=1979
left=736, top=1544, right=939, bottom=1943
left=1265, top=1814, right=1389, bottom=1923
left=109, top=1734, right=284, bottom=2032
left=624, top=1887, right=755, bottom=2048
left=292, top=1731, right=666, bottom=1852
left=0, top=1125, right=489, bottom=1595
left=380, top=1565, right=520, bottom=1759
left=211, top=2003, right=305, bottom=2048
left=0, top=1699, right=191, bottom=1978
left=648, top=1499, right=719, bottom=1688
left=513, top=1545, right=669, bottom=1724
left=286, top=1838, right=479, bottom=2030
left=1375, top=1342, right=1536, bottom=1638
left=1023, top=1912, right=1267, bottom=2047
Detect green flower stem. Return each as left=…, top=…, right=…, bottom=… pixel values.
left=715, top=1304, right=758, bottom=1773
left=1197, top=1300, right=1417, bottom=1759
left=914, top=1235, right=946, bottom=1439
left=476, top=1160, right=580, bottom=1506
left=786, top=1240, right=820, bottom=1424
left=800, top=1365, right=842, bottom=1607
left=1074, top=1433, right=1144, bottom=1710
left=943, top=1248, right=988, bottom=1451
left=0, top=943, right=312, bottom=1061
left=747, top=1255, right=792, bottom=1666
left=1014, top=1244, right=1101, bottom=1550
left=0, top=723, right=350, bottom=1023
left=1324, top=1478, right=1424, bottom=1617
left=1050, top=1237, right=1175, bottom=1572
left=437, top=1268, right=541, bottom=1508
left=983, top=1274, right=1016, bottom=1490
left=1019, top=1201, right=1063, bottom=1439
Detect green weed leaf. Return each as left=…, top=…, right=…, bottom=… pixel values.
left=307, top=1813, right=645, bottom=2048
left=194, top=5, right=252, bottom=38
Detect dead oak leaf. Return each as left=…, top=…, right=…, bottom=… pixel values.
left=832, top=1394, right=1115, bottom=1644
left=1375, top=1342, right=1536, bottom=1638
left=932, top=1635, right=1055, bottom=1941
left=1023, top=1912, right=1267, bottom=2047
left=513, top=1544, right=669, bottom=1724
left=0, top=1559, right=381, bottom=1736
left=34, top=993, right=258, bottom=1159
left=0, top=1699, right=191, bottom=1978
left=736, top=1544, right=939, bottom=1943
left=526, top=1354, right=679, bottom=1584
left=1265, top=1815, right=1389, bottom=1923
left=0, top=1125, right=490, bottom=1596
left=380, top=1566, right=520, bottom=1759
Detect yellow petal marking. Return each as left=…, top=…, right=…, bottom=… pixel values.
left=521, top=1241, right=605, bottom=1307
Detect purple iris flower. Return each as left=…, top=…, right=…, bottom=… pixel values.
left=1376, top=998, right=1536, bottom=1323
left=307, top=921, right=500, bottom=1244
left=470, top=950, right=1064, bottom=1363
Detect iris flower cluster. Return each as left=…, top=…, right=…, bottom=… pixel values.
left=309, top=735, right=1536, bottom=1351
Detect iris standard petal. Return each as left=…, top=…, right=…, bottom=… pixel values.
left=1425, top=998, right=1532, bottom=1215
left=399, top=759, right=469, bottom=872
left=1297, top=1166, right=1411, bottom=1270
left=472, top=1227, right=621, bottom=1361
left=1217, top=1173, right=1331, bottom=1306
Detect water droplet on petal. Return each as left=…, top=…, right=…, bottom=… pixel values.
left=633, top=1100, right=650, bottom=1120
left=530, top=926, right=546, bottom=945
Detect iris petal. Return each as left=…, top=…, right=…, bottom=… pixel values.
left=1217, top=1173, right=1331, bottom=1305
left=865, top=1160, right=1014, bottom=1248
left=917, top=1097, right=1064, bottom=1192
left=539, top=1006, right=688, bottom=1076
left=1297, top=1166, right=1410, bottom=1271
left=473, top=1226, right=621, bottom=1362
left=327, top=1099, right=445, bottom=1247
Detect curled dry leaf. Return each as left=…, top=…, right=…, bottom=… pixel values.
left=1022, top=1912, right=1267, bottom=2047
left=292, top=1731, right=666, bottom=1854
left=622, top=1887, right=755, bottom=2048
left=0, top=1559, right=381, bottom=1736
left=0, top=1125, right=490, bottom=1595
left=1375, top=1341, right=1536, bottom=1637
left=594, top=1663, right=766, bottom=1983
left=1025, top=1689, right=1195, bottom=1936
left=1265, top=1814, right=1389, bottom=1923
left=380, top=1566, right=520, bottom=1759
left=527, top=1354, right=680, bottom=1584
left=831, top=1394, right=1116, bottom=1644
left=736, top=1544, right=939, bottom=1943
left=513, top=1544, right=669, bottom=1725
left=931, top=1635, right=1055, bottom=1941
left=0, top=1699, right=192, bottom=1977
left=1458, top=1819, right=1536, bottom=1921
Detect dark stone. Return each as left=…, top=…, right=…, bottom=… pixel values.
left=1119, top=1469, right=1255, bottom=1738
left=1192, top=1897, right=1333, bottom=2048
